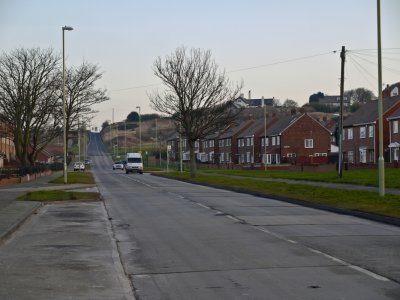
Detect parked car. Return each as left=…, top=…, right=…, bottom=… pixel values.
left=73, top=162, right=85, bottom=171
left=84, top=159, right=91, bottom=165
left=113, top=161, right=124, bottom=170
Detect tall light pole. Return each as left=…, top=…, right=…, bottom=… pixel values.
left=377, top=0, right=385, bottom=196
left=136, top=106, right=142, bottom=153
left=62, top=25, right=73, bottom=184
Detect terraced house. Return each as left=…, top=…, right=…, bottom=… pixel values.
left=342, top=95, right=400, bottom=164
left=388, top=106, right=400, bottom=162
left=263, top=113, right=332, bottom=165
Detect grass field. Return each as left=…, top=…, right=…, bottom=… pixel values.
left=158, top=171, right=400, bottom=219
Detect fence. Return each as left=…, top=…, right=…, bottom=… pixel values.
left=0, top=163, right=63, bottom=180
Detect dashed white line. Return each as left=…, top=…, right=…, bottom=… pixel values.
left=196, top=203, right=211, bottom=210
left=256, top=227, right=390, bottom=281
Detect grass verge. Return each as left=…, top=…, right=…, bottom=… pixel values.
left=50, top=171, right=95, bottom=184
left=159, top=172, right=400, bottom=219
left=199, top=168, right=400, bottom=189
left=18, top=190, right=100, bottom=202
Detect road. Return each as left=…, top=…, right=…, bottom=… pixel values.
left=89, top=132, right=400, bottom=299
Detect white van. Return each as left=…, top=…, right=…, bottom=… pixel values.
left=125, top=153, right=143, bottom=174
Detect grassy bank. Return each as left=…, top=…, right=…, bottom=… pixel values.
left=158, top=172, right=400, bottom=219
left=199, top=168, right=400, bottom=189
left=18, top=190, right=100, bottom=202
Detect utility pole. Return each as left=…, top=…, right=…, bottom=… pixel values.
left=338, top=45, right=345, bottom=178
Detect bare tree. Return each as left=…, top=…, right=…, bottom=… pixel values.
left=61, top=62, right=109, bottom=147
left=0, top=48, right=61, bottom=166
left=344, top=87, right=375, bottom=104
left=282, top=99, right=298, bottom=108
left=149, top=47, right=242, bottom=177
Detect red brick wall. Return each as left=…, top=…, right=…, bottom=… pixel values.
left=281, top=114, right=331, bottom=162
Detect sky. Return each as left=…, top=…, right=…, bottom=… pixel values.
left=1, top=0, right=399, bottom=129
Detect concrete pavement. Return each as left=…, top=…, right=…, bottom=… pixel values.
left=0, top=171, right=98, bottom=243
left=0, top=171, right=135, bottom=299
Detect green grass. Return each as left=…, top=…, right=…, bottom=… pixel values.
left=199, top=168, right=400, bottom=189
left=50, top=171, right=95, bottom=184
left=18, top=190, right=100, bottom=202
left=158, top=172, right=400, bottom=219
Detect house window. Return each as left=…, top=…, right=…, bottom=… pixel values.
left=272, top=136, right=276, bottom=146
left=209, top=140, right=214, bottom=147
left=348, top=151, right=354, bottom=163
left=369, top=125, right=374, bottom=138
left=276, top=136, right=280, bottom=145
left=246, top=152, right=251, bottom=163
left=220, top=152, right=224, bottom=162
left=226, top=138, right=231, bottom=146
left=263, top=137, right=269, bottom=146
left=304, top=139, right=314, bottom=148
left=209, top=151, right=214, bottom=162
left=394, top=120, right=399, bottom=134
left=348, top=128, right=353, bottom=140
left=250, top=136, right=254, bottom=146
left=219, top=140, right=224, bottom=147
left=287, top=153, right=296, bottom=157
left=360, top=126, right=366, bottom=138
left=195, top=141, right=199, bottom=148
left=226, top=152, right=231, bottom=163
left=240, top=154, right=244, bottom=164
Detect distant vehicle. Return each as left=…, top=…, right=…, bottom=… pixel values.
left=73, top=162, right=85, bottom=171
left=113, top=161, right=124, bottom=170
left=84, top=159, right=91, bottom=165
left=125, top=153, right=143, bottom=174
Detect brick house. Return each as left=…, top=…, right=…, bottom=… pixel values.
left=237, top=117, right=278, bottom=164
left=166, top=131, right=203, bottom=162
left=0, top=115, right=16, bottom=166
left=217, top=120, right=254, bottom=164
left=388, top=106, right=400, bottom=162
left=383, top=82, right=400, bottom=98
left=202, top=133, right=219, bottom=163
left=264, top=113, right=332, bottom=165
left=342, top=96, right=400, bottom=164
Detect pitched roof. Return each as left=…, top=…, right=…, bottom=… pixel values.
left=237, top=118, right=265, bottom=138
left=218, top=120, right=253, bottom=139
left=388, top=106, right=400, bottom=120
left=265, top=115, right=298, bottom=136
left=343, top=96, right=400, bottom=126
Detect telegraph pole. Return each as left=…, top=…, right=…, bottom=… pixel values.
left=338, top=46, right=345, bottom=178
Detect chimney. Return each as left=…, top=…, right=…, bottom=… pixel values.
left=261, top=96, right=264, bottom=107
left=248, top=90, right=251, bottom=100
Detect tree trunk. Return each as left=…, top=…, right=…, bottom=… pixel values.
left=189, top=140, right=197, bottom=178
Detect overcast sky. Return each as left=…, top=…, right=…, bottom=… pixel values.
left=1, top=0, right=399, bottom=129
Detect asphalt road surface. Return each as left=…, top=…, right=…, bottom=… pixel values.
left=89, top=132, right=400, bottom=300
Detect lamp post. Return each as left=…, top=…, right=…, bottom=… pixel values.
left=136, top=106, right=141, bottom=153
left=377, top=0, right=385, bottom=196
left=62, top=25, right=73, bottom=184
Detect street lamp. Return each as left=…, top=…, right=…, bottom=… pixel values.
left=136, top=106, right=141, bottom=153
left=62, top=25, right=73, bottom=184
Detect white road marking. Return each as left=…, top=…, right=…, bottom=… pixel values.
left=196, top=203, right=211, bottom=210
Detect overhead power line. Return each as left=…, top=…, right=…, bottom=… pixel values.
left=110, top=50, right=339, bottom=92
left=227, top=51, right=337, bottom=73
